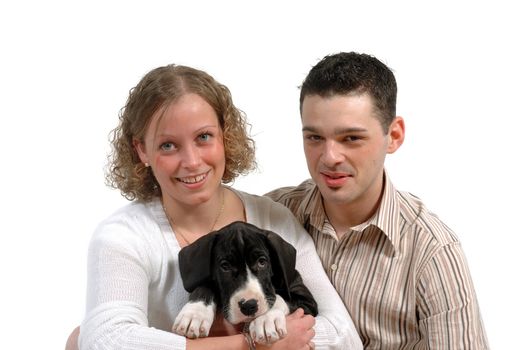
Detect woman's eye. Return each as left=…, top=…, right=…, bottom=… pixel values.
left=160, top=142, right=175, bottom=151
left=198, top=133, right=211, bottom=142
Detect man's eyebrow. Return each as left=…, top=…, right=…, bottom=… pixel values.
left=334, top=127, right=368, bottom=134
left=302, top=126, right=368, bottom=134
left=302, top=126, right=318, bottom=133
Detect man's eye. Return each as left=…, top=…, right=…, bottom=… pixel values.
left=305, top=134, right=321, bottom=141
left=345, top=135, right=361, bottom=142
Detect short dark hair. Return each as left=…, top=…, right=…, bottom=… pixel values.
left=300, top=52, right=397, bottom=133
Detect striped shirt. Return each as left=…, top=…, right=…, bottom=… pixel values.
left=266, top=174, right=488, bottom=349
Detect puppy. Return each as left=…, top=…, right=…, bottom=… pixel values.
left=172, top=221, right=318, bottom=344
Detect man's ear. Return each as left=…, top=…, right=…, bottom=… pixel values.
left=133, top=138, right=149, bottom=164
left=387, top=116, right=405, bottom=154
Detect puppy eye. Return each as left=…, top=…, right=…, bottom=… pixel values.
left=257, top=257, right=267, bottom=268
left=220, top=261, right=231, bottom=271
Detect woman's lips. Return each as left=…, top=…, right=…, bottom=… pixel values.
left=175, top=170, right=209, bottom=188
left=177, top=172, right=208, bottom=184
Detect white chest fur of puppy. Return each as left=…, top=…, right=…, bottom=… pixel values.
left=173, top=221, right=318, bottom=345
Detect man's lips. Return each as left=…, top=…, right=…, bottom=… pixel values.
left=320, top=171, right=351, bottom=187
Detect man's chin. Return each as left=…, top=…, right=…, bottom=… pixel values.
left=318, top=184, right=353, bottom=203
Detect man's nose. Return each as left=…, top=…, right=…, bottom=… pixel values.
left=321, top=141, right=344, bottom=166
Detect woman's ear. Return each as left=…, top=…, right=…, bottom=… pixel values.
left=387, top=116, right=405, bottom=154
left=133, top=138, right=149, bottom=164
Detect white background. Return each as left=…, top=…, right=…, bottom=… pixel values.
left=1, top=1, right=525, bottom=348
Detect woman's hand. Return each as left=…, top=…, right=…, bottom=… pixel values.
left=208, top=308, right=315, bottom=349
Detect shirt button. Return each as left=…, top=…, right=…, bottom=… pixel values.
left=330, top=263, right=338, bottom=271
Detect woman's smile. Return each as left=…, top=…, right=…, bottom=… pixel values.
left=175, top=170, right=210, bottom=187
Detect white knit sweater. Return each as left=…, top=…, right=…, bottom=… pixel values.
left=80, top=189, right=362, bottom=349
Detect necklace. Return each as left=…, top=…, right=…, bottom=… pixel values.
left=163, top=188, right=225, bottom=245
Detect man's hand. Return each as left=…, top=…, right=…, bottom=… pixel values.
left=266, top=308, right=316, bottom=350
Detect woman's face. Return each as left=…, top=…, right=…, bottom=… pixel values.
left=135, top=93, right=225, bottom=207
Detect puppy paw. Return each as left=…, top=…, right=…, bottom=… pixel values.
left=249, top=308, right=287, bottom=344
left=172, top=301, right=215, bottom=338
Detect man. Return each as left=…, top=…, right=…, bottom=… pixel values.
left=266, top=52, right=488, bottom=349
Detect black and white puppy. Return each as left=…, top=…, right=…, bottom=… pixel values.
left=172, top=221, right=318, bottom=344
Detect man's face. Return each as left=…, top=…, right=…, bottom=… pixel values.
left=301, top=93, right=402, bottom=210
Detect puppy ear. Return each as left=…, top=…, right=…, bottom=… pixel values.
left=260, top=229, right=297, bottom=299
left=178, top=232, right=218, bottom=292
left=260, top=228, right=319, bottom=316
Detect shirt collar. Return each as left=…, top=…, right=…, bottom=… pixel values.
left=363, top=173, right=401, bottom=252
left=300, top=172, right=402, bottom=252
left=298, top=181, right=327, bottom=230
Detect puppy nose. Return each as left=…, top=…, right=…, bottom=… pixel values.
left=238, top=298, right=258, bottom=316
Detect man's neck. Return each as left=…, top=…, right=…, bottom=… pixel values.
left=323, top=175, right=385, bottom=239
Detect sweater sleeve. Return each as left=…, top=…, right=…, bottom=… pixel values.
left=245, top=194, right=363, bottom=350
left=79, top=212, right=187, bottom=350
left=284, top=211, right=363, bottom=350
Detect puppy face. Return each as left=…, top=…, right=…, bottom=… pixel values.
left=211, top=229, right=277, bottom=324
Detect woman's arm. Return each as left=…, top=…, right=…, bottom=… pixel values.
left=79, top=218, right=188, bottom=350
left=81, top=197, right=357, bottom=349
left=202, top=308, right=315, bottom=350
left=291, top=221, right=363, bottom=349
left=81, top=215, right=284, bottom=350
left=264, top=203, right=363, bottom=350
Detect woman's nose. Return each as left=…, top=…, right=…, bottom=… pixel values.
left=181, top=145, right=201, bottom=168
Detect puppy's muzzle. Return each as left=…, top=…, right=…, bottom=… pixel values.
left=239, top=298, right=258, bottom=316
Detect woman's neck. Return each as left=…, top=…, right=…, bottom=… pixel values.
left=162, top=187, right=225, bottom=241
left=162, top=187, right=246, bottom=245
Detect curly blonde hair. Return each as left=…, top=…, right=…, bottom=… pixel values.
left=106, top=65, right=256, bottom=201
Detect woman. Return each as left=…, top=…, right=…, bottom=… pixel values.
left=77, top=65, right=362, bottom=349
